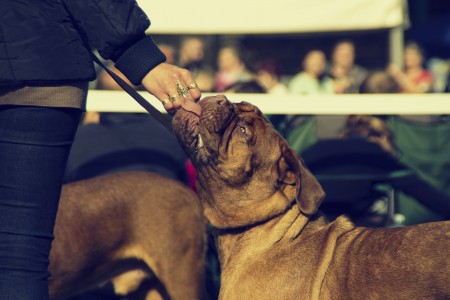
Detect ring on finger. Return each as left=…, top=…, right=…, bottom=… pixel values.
left=176, top=82, right=189, bottom=98
left=170, top=94, right=180, bottom=102
left=188, top=82, right=198, bottom=90
left=161, top=99, right=171, bottom=106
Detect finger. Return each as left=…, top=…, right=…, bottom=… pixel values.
left=157, top=82, right=184, bottom=112
left=187, top=82, right=201, bottom=102
left=161, top=96, right=176, bottom=114
left=180, top=69, right=201, bottom=102
left=154, top=92, right=176, bottom=114
left=176, top=81, right=190, bottom=99
left=168, top=88, right=183, bottom=110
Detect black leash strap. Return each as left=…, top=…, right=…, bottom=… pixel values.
left=92, top=54, right=174, bottom=135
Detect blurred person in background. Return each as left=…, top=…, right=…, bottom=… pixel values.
left=223, top=79, right=266, bottom=94
left=387, top=42, right=433, bottom=93
left=340, top=114, right=396, bottom=155
left=285, top=50, right=333, bottom=155
left=359, top=70, right=400, bottom=95
left=95, top=61, right=135, bottom=90
left=329, top=40, right=368, bottom=94
left=178, top=36, right=205, bottom=68
left=256, top=58, right=288, bottom=94
left=427, top=58, right=450, bottom=93
left=158, top=43, right=177, bottom=65
left=178, top=36, right=214, bottom=92
left=214, top=45, right=252, bottom=92
left=288, top=50, right=334, bottom=95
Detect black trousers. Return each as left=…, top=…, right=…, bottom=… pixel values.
left=0, top=105, right=82, bottom=299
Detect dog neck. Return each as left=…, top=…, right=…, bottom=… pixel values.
left=212, top=203, right=323, bottom=269
left=211, top=200, right=298, bottom=235
left=200, top=187, right=298, bottom=230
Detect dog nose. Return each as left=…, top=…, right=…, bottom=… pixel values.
left=216, top=96, right=234, bottom=111
left=215, top=97, right=227, bottom=106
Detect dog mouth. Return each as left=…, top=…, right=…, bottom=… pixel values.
left=172, top=105, right=202, bottom=158
left=181, top=100, right=202, bottom=117
left=172, top=95, right=235, bottom=164
left=172, top=99, right=208, bottom=163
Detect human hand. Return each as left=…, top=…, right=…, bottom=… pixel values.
left=141, top=62, right=201, bottom=114
left=332, top=65, right=347, bottom=78
left=386, top=64, right=402, bottom=77
left=332, top=77, right=351, bottom=94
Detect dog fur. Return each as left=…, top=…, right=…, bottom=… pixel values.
left=172, top=95, right=450, bottom=300
left=48, top=172, right=206, bottom=300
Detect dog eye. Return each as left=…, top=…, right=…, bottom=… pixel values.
left=240, top=126, right=247, bottom=134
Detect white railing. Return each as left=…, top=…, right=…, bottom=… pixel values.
left=86, top=91, right=450, bottom=115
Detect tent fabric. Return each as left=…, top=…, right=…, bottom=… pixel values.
left=389, top=116, right=450, bottom=197
left=388, top=116, right=450, bottom=225
left=138, top=0, right=407, bottom=34
left=286, top=116, right=317, bottom=154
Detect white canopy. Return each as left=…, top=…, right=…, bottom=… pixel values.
left=137, top=0, right=407, bottom=34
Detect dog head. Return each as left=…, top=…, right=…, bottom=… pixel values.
left=173, top=95, right=324, bottom=229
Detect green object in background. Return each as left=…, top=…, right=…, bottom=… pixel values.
left=266, top=114, right=317, bottom=154
left=396, top=192, right=443, bottom=226
left=285, top=116, right=318, bottom=154
left=388, top=116, right=450, bottom=225
left=389, top=116, right=450, bottom=196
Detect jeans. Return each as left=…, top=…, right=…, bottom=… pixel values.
left=0, top=105, right=82, bottom=299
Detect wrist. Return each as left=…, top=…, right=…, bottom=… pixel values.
left=115, top=36, right=166, bottom=85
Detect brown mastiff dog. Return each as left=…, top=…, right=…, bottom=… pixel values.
left=48, top=172, right=206, bottom=300
left=172, top=95, right=450, bottom=300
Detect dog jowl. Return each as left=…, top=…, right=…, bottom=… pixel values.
left=172, top=95, right=323, bottom=230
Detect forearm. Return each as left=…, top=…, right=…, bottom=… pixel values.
left=61, top=0, right=166, bottom=85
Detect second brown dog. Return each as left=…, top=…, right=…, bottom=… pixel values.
left=48, top=171, right=206, bottom=300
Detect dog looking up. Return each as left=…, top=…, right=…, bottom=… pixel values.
left=172, top=95, right=450, bottom=300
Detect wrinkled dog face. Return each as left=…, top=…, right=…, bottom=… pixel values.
left=173, top=95, right=281, bottom=187
left=172, top=95, right=324, bottom=228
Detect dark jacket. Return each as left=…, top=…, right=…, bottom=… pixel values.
left=0, top=0, right=166, bottom=86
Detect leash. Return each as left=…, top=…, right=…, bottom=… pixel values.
left=92, top=54, right=174, bottom=135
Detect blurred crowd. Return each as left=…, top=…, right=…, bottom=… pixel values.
left=93, top=37, right=449, bottom=96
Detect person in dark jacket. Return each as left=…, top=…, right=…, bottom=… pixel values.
left=0, top=1, right=201, bottom=299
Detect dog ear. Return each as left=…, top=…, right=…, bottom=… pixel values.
left=296, top=156, right=325, bottom=215
left=275, top=144, right=299, bottom=188
left=277, top=144, right=325, bottom=215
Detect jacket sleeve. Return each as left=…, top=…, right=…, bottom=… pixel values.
left=61, top=0, right=166, bottom=85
